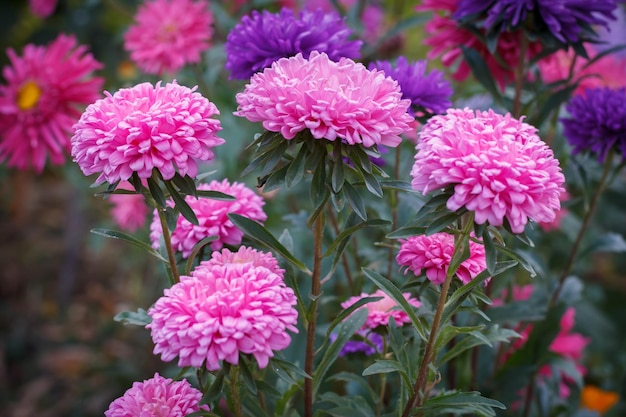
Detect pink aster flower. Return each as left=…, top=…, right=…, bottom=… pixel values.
left=195, top=246, right=284, bottom=276
left=235, top=51, right=413, bottom=148
left=148, top=263, right=298, bottom=370
left=105, top=373, right=208, bottom=417
left=71, top=81, right=223, bottom=185
left=124, top=0, right=213, bottom=75
left=149, top=180, right=266, bottom=257
left=411, top=108, right=565, bottom=234
left=396, top=232, right=486, bottom=285
left=0, top=34, right=103, bottom=173
left=29, top=0, right=57, bottom=18
left=109, top=181, right=149, bottom=233
left=341, top=289, right=421, bottom=330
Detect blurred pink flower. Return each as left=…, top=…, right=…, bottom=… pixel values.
left=235, top=52, right=413, bottom=148
left=149, top=180, right=267, bottom=257
left=148, top=263, right=298, bottom=370
left=105, top=373, right=208, bottom=417
left=196, top=246, right=284, bottom=275
left=71, top=81, right=223, bottom=185
left=29, top=0, right=57, bottom=18
left=396, top=232, right=486, bottom=285
left=0, top=34, right=103, bottom=172
left=411, top=108, right=565, bottom=234
left=124, top=0, right=213, bottom=75
left=109, top=182, right=149, bottom=233
left=341, top=289, right=421, bottom=330
left=538, top=190, right=570, bottom=232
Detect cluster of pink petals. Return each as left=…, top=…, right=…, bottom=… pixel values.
left=109, top=181, right=149, bottom=233
left=235, top=52, right=413, bottom=148
left=148, top=262, right=298, bottom=370
left=0, top=34, right=103, bottom=173
left=124, top=0, right=213, bottom=75
left=105, top=373, right=208, bottom=417
left=411, top=108, right=565, bottom=234
left=149, top=180, right=266, bottom=257
left=416, top=0, right=541, bottom=88
left=71, top=81, right=223, bottom=185
left=396, top=232, right=486, bottom=285
left=341, top=289, right=421, bottom=330
left=538, top=45, right=626, bottom=95
left=29, top=0, right=57, bottom=18
left=196, top=246, right=284, bottom=276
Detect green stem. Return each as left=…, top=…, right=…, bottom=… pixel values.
left=550, top=152, right=615, bottom=306
left=304, top=213, right=325, bottom=417
left=157, top=207, right=180, bottom=285
left=377, top=336, right=390, bottom=416
left=386, top=145, right=402, bottom=280
left=230, top=366, right=243, bottom=417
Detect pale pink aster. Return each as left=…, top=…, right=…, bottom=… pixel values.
left=149, top=180, right=266, bottom=257
left=124, top=0, right=213, bottom=75
left=341, top=289, right=421, bottom=330
left=148, top=263, right=298, bottom=370
left=104, top=373, right=208, bottom=417
left=235, top=52, right=413, bottom=148
left=195, top=246, right=284, bottom=276
left=411, top=108, right=565, bottom=234
left=29, top=0, right=57, bottom=18
left=109, top=181, right=149, bottom=233
left=71, top=81, right=223, bottom=185
left=0, top=34, right=103, bottom=173
left=396, top=232, right=486, bottom=285
left=538, top=190, right=570, bottom=232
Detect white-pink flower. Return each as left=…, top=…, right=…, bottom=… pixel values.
left=195, top=246, right=284, bottom=276
left=411, top=108, right=565, bottom=233
left=235, top=51, right=413, bottom=148
left=148, top=263, right=298, bottom=370
left=341, top=289, right=421, bottom=330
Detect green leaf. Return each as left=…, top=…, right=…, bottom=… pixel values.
left=361, top=170, right=383, bottom=198
left=434, top=325, right=485, bottom=353
left=163, top=180, right=198, bottom=225
left=379, top=179, right=420, bottom=193
left=147, top=176, right=167, bottom=208
left=425, top=211, right=465, bottom=235
left=262, top=164, right=288, bottom=193
left=171, top=173, right=198, bottom=197
left=201, top=367, right=227, bottom=405
left=324, top=219, right=390, bottom=257
left=482, top=229, right=497, bottom=274
left=438, top=326, right=520, bottom=365
left=196, top=190, right=236, bottom=200
left=285, top=143, right=308, bottom=189
left=310, top=157, right=328, bottom=206
left=579, top=232, right=626, bottom=259
left=362, top=360, right=412, bottom=390
left=328, top=372, right=378, bottom=407
left=324, top=296, right=383, bottom=340
left=238, top=357, right=257, bottom=395
left=494, top=244, right=536, bottom=277
left=418, top=390, right=506, bottom=417
left=114, top=308, right=152, bottom=326
left=386, top=225, right=428, bottom=239
left=331, top=150, right=345, bottom=193
left=90, top=228, right=168, bottom=263
left=228, top=213, right=310, bottom=273
left=185, top=236, right=218, bottom=275
left=461, top=46, right=502, bottom=101
left=343, top=182, right=367, bottom=220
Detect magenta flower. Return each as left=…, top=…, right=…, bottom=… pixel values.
left=71, top=81, right=223, bottom=185
left=124, top=0, right=213, bottom=75
left=411, top=108, right=565, bottom=234
left=0, top=34, right=103, bottom=173
left=109, top=181, right=149, bottom=233
left=235, top=52, right=413, bottom=148
left=149, top=180, right=267, bottom=257
left=105, top=373, right=208, bottom=417
left=341, top=289, right=421, bottom=330
left=195, top=246, right=284, bottom=276
left=29, top=0, right=57, bottom=18
left=148, top=263, right=298, bottom=370
left=396, top=233, right=486, bottom=285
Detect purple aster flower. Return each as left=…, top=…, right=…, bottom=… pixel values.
left=330, top=330, right=385, bottom=357
left=225, top=7, right=362, bottom=80
left=454, top=0, right=617, bottom=44
left=368, top=57, right=453, bottom=116
left=561, top=87, right=626, bottom=162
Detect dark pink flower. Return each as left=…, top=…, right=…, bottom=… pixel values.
left=411, top=108, right=565, bottom=234
left=148, top=263, right=298, bottom=370
left=396, top=232, right=486, bottom=285
left=149, top=180, right=267, bottom=257
left=29, top=0, right=57, bottom=18
left=235, top=52, right=413, bottom=148
left=124, top=0, right=213, bottom=75
left=341, top=289, right=421, bottom=330
left=105, top=373, right=208, bottom=417
left=0, top=34, right=103, bottom=172
left=71, top=81, right=223, bottom=185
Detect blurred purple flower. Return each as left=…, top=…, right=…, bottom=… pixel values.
left=368, top=57, right=453, bottom=116
left=225, top=7, right=362, bottom=80
left=331, top=331, right=384, bottom=357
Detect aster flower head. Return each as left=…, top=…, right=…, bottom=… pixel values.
left=235, top=52, right=413, bottom=148
left=150, top=180, right=267, bottom=257
left=29, top=0, right=57, bottom=18
left=411, top=108, right=565, bottom=234
left=341, top=289, right=421, bottom=330
left=0, top=34, right=103, bottom=173
left=368, top=57, right=453, bottom=116
left=105, top=373, right=208, bottom=417
left=561, top=87, right=626, bottom=162
left=195, top=246, right=284, bottom=276
left=109, top=181, right=149, bottom=233
left=124, top=0, right=213, bottom=75
left=148, top=263, right=298, bottom=370
left=396, top=232, right=487, bottom=285
left=71, top=81, right=223, bottom=185
left=225, top=7, right=361, bottom=80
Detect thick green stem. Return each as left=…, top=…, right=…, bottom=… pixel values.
left=386, top=145, right=402, bottom=280
left=304, top=213, right=325, bottom=417
left=157, top=207, right=180, bottom=285
left=230, top=366, right=243, bottom=417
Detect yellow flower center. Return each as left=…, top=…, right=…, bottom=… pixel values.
left=17, top=81, right=42, bottom=111
left=581, top=385, right=619, bottom=415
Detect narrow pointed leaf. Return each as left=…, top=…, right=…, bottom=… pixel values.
left=91, top=228, right=168, bottom=263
